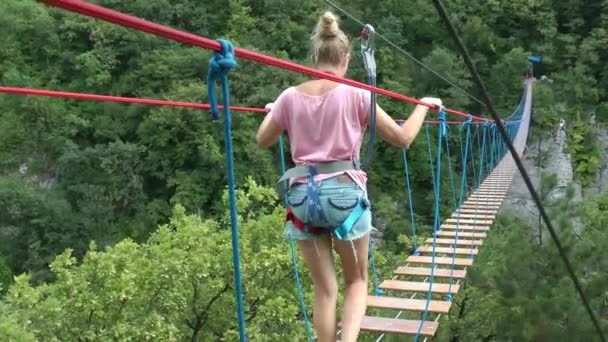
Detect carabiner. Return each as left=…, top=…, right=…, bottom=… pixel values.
left=360, top=24, right=376, bottom=78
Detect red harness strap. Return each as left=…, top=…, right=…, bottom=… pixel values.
left=285, top=208, right=327, bottom=234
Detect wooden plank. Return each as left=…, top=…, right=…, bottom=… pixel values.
left=380, top=279, right=460, bottom=294
left=395, top=266, right=467, bottom=279
left=456, top=211, right=497, bottom=216
left=426, top=238, right=483, bottom=246
left=367, top=295, right=452, bottom=314
left=406, top=255, right=474, bottom=267
left=358, top=316, right=438, bottom=337
left=456, top=208, right=498, bottom=215
left=460, top=204, right=500, bottom=210
left=463, top=203, right=502, bottom=208
left=450, top=213, right=495, bottom=219
left=463, top=204, right=502, bottom=209
left=465, top=199, right=503, bottom=204
left=469, top=195, right=506, bottom=199
left=445, top=218, right=493, bottom=225
left=416, top=246, right=478, bottom=255
left=435, top=231, right=487, bottom=239
left=441, top=224, right=490, bottom=231
left=470, top=193, right=506, bottom=197
left=459, top=208, right=500, bottom=212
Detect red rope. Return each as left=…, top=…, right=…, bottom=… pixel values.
left=1, top=86, right=474, bottom=125
left=38, top=0, right=492, bottom=123
left=0, top=86, right=265, bottom=113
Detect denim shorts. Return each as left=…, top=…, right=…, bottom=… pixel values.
left=284, top=175, right=372, bottom=241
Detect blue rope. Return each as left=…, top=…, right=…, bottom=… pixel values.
left=468, top=127, right=478, bottom=195
left=469, top=122, right=489, bottom=253
left=457, top=124, right=465, bottom=173
left=474, top=125, right=482, bottom=188
left=369, top=239, right=385, bottom=295
left=424, top=124, right=437, bottom=195
left=458, top=121, right=470, bottom=198
left=490, top=123, right=498, bottom=170
left=415, top=111, right=445, bottom=341
left=478, top=122, right=488, bottom=185
left=447, top=115, right=473, bottom=299
left=362, top=75, right=378, bottom=170
left=443, top=126, right=457, bottom=210
left=207, top=39, right=246, bottom=341
left=488, top=123, right=496, bottom=174
left=278, top=136, right=314, bottom=341
left=402, top=149, right=419, bottom=255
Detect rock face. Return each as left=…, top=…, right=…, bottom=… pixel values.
left=596, top=123, right=608, bottom=194
left=502, top=123, right=580, bottom=229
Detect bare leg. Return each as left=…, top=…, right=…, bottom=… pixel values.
left=334, top=234, right=369, bottom=342
left=297, top=235, right=338, bottom=342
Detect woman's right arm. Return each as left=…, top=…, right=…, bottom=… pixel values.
left=375, top=97, right=442, bottom=149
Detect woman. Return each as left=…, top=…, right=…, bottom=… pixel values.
left=256, top=11, right=442, bottom=342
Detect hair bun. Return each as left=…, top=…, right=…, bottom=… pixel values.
left=316, top=11, right=340, bottom=39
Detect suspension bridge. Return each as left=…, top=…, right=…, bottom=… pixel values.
left=0, top=0, right=538, bottom=341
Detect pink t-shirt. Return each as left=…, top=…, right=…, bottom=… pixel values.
left=270, top=84, right=370, bottom=190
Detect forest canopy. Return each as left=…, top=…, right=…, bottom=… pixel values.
left=0, top=0, right=607, bottom=341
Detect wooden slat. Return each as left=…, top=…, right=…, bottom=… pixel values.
left=457, top=212, right=497, bottom=216
left=465, top=199, right=503, bottom=204
left=380, top=279, right=460, bottom=294
left=445, top=218, right=493, bottom=225
left=416, top=246, right=479, bottom=255
left=435, top=231, right=487, bottom=239
left=406, top=255, right=474, bottom=266
left=469, top=194, right=507, bottom=199
left=450, top=213, right=495, bottom=219
left=358, top=316, right=438, bottom=337
left=461, top=200, right=502, bottom=204
left=441, top=224, right=490, bottom=231
left=426, top=238, right=483, bottom=246
left=367, top=295, right=452, bottom=314
left=456, top=208, right=498, bottom=212
left=460, top=204, right=500, bottom=209
left=395, top=266, right=467, bottom=279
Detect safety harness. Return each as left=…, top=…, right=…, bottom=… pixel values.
left=280, top=25, right=377, bottom=240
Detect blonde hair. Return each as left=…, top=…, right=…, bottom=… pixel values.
left=311, top=11, right=350, bottom=67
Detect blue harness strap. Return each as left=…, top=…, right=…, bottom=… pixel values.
left=304, top=166, right=326, bottom=227
left=333, top=198, right=369, bottom=240
left=281, top=161, right=369, bottom=240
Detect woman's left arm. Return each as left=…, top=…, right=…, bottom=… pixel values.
left=256, top=105, right=283, bottom=148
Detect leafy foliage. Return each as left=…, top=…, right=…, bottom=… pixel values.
left=0, top=0, right=607, bottom=340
